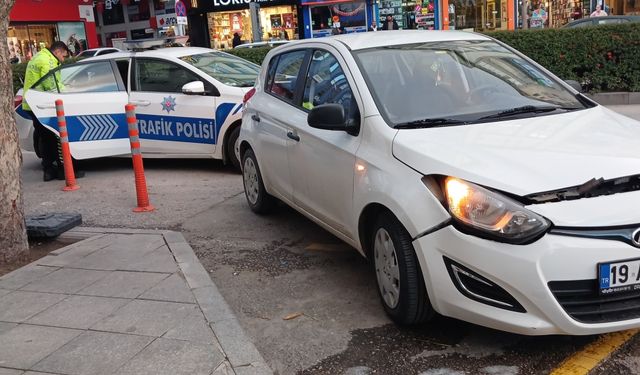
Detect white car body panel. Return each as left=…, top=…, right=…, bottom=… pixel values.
left=392, top=105, right=640, bottom=196
left=20, top=47, right=253, bottom=161
left=239, top=31, right=640, bottom=335
left=26, top=89, right=131, bottom=159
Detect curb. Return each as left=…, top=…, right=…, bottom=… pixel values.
left=61, top=227, right=273, bottom=375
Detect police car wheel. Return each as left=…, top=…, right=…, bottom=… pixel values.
left=33, top=131, right=43, bottom=158
left=227, top=126, right=241, bottom=171
left=242, top=149, right=276, bottom=214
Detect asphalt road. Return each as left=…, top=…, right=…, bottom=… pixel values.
left=20, top=105, right=640, bottom=374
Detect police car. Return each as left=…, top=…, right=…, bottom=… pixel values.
left=15, top=47, right=260, bottom=169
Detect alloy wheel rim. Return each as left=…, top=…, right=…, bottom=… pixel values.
left=374, top=228, right=400, bottom=309
left=243, top=157, right=259, bottom=205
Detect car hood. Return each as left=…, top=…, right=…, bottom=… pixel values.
left=392, top=106, right=640, bottom=197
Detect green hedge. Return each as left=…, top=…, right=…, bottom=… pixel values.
left=224, top=47, right=272, bottom=66
left=488, top=22, right=640, bottom=92
left=11, top=62, right=27, bottom=95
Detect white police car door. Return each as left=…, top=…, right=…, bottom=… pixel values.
left=129, top=58, right=217, bottom=156
left=25, top=60, right=131, bottom=160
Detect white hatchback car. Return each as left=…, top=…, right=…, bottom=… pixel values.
left=239, top=31, right=640, bottom=335
left=16, top=47, right=259, bottom=169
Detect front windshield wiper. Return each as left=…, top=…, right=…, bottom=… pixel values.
left=477, top=105, right=562, bottom=121
left=394, top=118, right=468, bottom=129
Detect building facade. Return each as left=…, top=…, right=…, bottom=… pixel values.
left=8, top=0, right=99, bottom=62
left=94, top=0, right=193, bottom=47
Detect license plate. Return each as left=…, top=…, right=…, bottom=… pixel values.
left=599, top=257, right=640, bottom=295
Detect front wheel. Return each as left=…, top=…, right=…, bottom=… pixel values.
left=242, top=149, right=276, bottom=214
left=372, top=213, right=434, bottom=325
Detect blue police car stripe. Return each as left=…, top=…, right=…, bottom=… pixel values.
left=232, top=103, right=243, bottom=116
left=78, top=115, right=119, bottom=141
left=15, top=106, right=30, bottom=120
left=35, top=102, right=242, bottom=146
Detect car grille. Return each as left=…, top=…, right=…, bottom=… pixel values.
left=548, top=279, right=640, bottom=323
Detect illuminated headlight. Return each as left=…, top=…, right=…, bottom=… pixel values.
left=441, top=177, right=550, bottom=244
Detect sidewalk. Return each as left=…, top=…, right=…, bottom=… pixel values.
left=0, top=229, right=271, bottom=375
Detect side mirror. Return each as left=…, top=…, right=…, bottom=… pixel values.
left=182, top=81, right=205, bottom=95
left=308, top=103, right=347, bottom=131
left=565, top=80, right=583, bottom=93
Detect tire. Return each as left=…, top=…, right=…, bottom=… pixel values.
left=371, top=213, right=434, bottom=325
left=226, top=126, right=241, bottom=172
left=242, top=148, right=276, bottom=214
left=33, top=130, right=43, bottom=158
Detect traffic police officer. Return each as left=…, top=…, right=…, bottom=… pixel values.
left=23, top=41, right=83, bottom=181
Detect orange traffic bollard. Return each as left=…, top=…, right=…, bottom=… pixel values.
left=126, top=104, right=154, bottom=212
left=56, top=99, right=79, bottom=192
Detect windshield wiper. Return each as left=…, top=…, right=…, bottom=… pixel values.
left=394, top=118, right=467, bottom=129
left=477, top=105, right=561, bottom=121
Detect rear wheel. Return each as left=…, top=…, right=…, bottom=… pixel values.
left=226, top=126, right=241, bottom=171
left=242, top=149, right=276, bottom=214
left=372, top=213, right=434, bottom=325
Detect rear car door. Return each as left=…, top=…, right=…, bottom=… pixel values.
left=246, top=50, right=309, bottom=202
left=130, top=57, right=218, bottom=156
left=25, top=60, right=130, bottom=160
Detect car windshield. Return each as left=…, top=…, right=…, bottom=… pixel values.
left=180, top=52, right=260, bottom=87
left=352, top=40, right=587, bottom=127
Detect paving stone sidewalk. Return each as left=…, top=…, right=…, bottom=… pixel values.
left=0, top=229, right=271, bottom=375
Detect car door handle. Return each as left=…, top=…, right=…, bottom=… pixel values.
left=36, top=103, right=56, bottom=109
left=130, top=100, right=151, bottom=107
left=251, top=114, right=261, bottom=122
left=287, top=131, right=300, bottom=142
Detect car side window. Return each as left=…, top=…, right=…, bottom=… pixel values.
left=136, top=59, right=203, bottom=93
left=264, top=55, right=279, bottom=93
left=302, top=50, right=355, bottom=116
left=572, top=20, right=593, bottom=27
left=33, top=61, right=119, bottom=94
left=598, top=18, right=623, bottom=24
left=268, top=50, right=306, bottom=102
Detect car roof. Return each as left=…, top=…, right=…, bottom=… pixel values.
left=84, top=47, right=224, bottom=61
left=566, top=15, right=640, bottom=25
left=309, top=30, right=491, bottom=51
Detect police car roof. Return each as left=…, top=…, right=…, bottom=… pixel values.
left=296, top=30, right=491, bottom=51
left=84, top=47, right=222, bottom=61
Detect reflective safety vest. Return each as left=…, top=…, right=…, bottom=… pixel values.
left=23, top=48, right=60, bottom=111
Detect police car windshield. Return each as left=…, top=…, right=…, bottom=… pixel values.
left=180, top=52, right=259, bottom=88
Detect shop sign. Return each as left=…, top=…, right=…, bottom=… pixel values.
left=202, top=0, right=296, bottom=12
left=157, top=13, right=179, bottom=27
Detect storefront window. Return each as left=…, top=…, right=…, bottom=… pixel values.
left=103, top=3, right=126, bottom=25
left=310, top=0, right=367, bottom=37
left=127, top=0, right=151, bottom=22
left=448, top=0, right=503, bottom=31
left=207, top=5, right=298, bottom=49
left=8, top=24, right=57, bottom=62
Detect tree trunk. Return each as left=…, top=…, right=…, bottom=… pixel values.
left=0, top=0, right=29, bottom=264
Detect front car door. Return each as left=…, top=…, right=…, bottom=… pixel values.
left=25, top=60, right=130, bottom=160
left=288, top=48, right=363, bottom=239
left=130, top=57, right=218, bottom=156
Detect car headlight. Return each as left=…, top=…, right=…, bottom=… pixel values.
left=439, top=177, right=550, bottom=244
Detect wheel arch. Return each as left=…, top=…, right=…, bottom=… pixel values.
left=358, top=203, right=400, bottom=260
left=221, top=119, right=242, bottom=164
